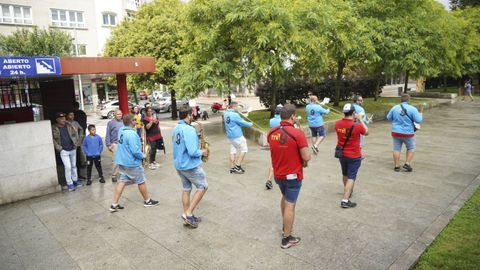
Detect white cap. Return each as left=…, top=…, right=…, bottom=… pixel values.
left=276, top=104, right=283, bottom=108
left=342, top=103, right=355, bottom=113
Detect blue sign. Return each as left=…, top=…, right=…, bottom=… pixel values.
left=0, top=56, right=61, bottom=77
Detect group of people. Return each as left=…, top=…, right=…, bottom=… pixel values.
left=52, top=93, right=424, bottom=249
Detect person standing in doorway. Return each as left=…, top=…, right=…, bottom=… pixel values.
left=52, top=112, right=82, bottom=192
left=386, top=94, right=423, bottom=172
left=306, top=95, right=330, bottom=155
left=72, top=101, right=87, bottom=133
left=268, top=104, right=311, bottom=249
left=172, top=105, right=209, bottom=228
left=106, top=110, right=123, bottom=182
left=335, top=104, right=368, bottom=209
left=109, top=114, right=159, bottom=212
left=82, top=124, right=105, bottom=185
left=143, top=107, right=163, bottom=170
left=67, top=111, right=86, bottom=182
left=224, top=101, right=253, bottom=174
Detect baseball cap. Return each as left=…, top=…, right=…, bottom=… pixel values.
left=55, top=112, right=66, bottom=119
left=342, top=103, right=355, bottom=113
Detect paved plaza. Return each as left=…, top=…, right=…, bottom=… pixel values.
left=1, top=101, right=479, bottom=270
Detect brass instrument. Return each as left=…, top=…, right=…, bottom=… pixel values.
left=141, top=126, right=151, bottom=168
left=194, top=121, right=210, bottom=162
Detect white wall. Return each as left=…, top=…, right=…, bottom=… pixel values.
left=0, top=121, right=60, bottom=204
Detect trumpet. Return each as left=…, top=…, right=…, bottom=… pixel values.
left=194, top=121, right=210, bottom=162
left=141, top=127, right=151, bottom=168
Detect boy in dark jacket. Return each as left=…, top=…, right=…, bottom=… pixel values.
left=82, top=125, right=105, bottom=185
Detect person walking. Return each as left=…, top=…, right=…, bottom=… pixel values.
left=462, top=79, right=475, bottom=102
left=172, top=105, right=209, bottom=228
left=106, top=110, right=124, bottom=182
left=109, top=114, right=159, bottom=212
left=352, top=95, right=368, bottom=148
left=266, top=104, right=283, bottom=190
left=82, top=124, right=105, bottom=185
left=224, top=101, right=253, bottom=174
left=268, top=104, right=311, bottom=249
left=52, top=112, right=82, bottom=192
left=334, top=104, right=368, bottom=209
left=306, top=95, right=330, bottom=154
left=142, top=107, right=163, bottom=170
left=386, top=94, right=424, bottom=172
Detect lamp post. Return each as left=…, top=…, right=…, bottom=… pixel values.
left=73, top=26, right=85, bottom=110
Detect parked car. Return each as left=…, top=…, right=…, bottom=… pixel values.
left=154, top=97, right=189, bottom=113
left=138, top=91, right=148, bottom=100
left=96, top=100, right=137, bottom=119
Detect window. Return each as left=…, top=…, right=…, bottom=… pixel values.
left=102, top=13, right=116, bottom=26
left=71, top=44, right=87, bottom=55
left=0, top=4, right=32, bottom=24
left=51, top=9, right=84, bottom=28
left=129, top=0, right=141, bottom=7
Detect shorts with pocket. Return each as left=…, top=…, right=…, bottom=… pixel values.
left=275, top=178, right=302, bottom=203
left=339, top=157, right=362, bottom=181
left=309, top=126, right=326, bottom=137
left=392, top=136, right=416, bottom=152
left=227, top=136, right=248, bottom=154
left=118, top=165, right=146, bottom=185
left=177, top=166, right=208, bottom=191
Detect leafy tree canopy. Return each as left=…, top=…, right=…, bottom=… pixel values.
left=0, top=27, right=73, bottom=56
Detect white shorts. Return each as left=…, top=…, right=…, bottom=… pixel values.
left=227, top=136, right=248, bottom=154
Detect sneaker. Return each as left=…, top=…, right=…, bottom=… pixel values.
left=112, top=176, right=117, bottom=183
left=281, top=235, right=301, bottom=249
left=67, top=184, right=76, bottom=192
left=394, top=166, right=401, bottom=172
left=144, top=199, right=159, bottom=207
left=149, top=164, right=157, bottom=170
left=109, top=204, right=124, bottom=212
left=341, top=200, right=357, bottom=209
left=230, top=166, right=244, bottom=174
left=86, top=180, right=92, bottom=186
left=182, top=214, right=198, bottom=228
left=153, top=161, right=160, bottom=167
left=311, top=145, right=318, bottom=155
left=73, top=181, right=83, bottom=187
left=403, top=164, right=413, bottom=172
left=99, top=177, right=105, bottom=183
left=235, top=165, right=245, bottom=173
left=266, top=180, right=273, bottom=190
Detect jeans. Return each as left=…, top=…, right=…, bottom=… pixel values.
left=177, top=166, right=208, bottom=191
left=148, top=140, right=157, bottom=162
left=86, top=156, right=104, bottom=180
left=392, top=136, right=416, bottom=152
left=60, top=149, right=78, bottom=185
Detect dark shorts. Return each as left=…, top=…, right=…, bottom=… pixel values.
left=309, top=126, right=325, bottom=137
left=339, top=157, right=362, bottom=181
left=275, top=179, right=302, bottom=203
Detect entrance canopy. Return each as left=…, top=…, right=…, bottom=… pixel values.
left=60, top=57, right=155, bottom=75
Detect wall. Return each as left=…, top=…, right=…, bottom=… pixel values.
left=0, top=120, right=59, bottom=205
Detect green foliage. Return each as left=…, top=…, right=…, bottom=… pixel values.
left=104, top=0, right=186, bottom=92
left=414, top=187, right=480, bottom=269
left=0, top=27, right=73, bottom=56
left=451, top=0, right=480, bottom=9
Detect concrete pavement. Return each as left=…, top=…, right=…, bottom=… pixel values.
left=1, top=100, right=479, bottom=269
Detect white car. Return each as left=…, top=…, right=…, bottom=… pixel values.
left=155, top=97, right=189, bottom=112
left=96, top=100, right=136, bottom=119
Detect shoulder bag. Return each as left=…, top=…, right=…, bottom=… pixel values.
left=334, top=123, right=356, bottom=158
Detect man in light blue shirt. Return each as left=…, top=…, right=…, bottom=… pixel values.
left=172, top=105, right=209, bottom=228
left=109, top=114, right=159, bottom=213
left=352, top=95, right=368, bottom=148
left=224, top=101, right=253, bottom=174
left=386, top=94, right=424, bottom=172
left=306, top=95, right=330, bottom=154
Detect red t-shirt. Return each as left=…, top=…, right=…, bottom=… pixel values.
left=335, top=118, right=366, bottom=158
left=268, top=121, right=308, bottom=180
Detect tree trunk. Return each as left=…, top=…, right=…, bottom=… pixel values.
left=443, top=75, right=448, bottom=92
left=334, top=59, right=346, bottom=106
left=170, top=89, right=178, bottom=120
left=270, top=77, right=277, bottom=118
left=403, top=70, right=410, bottom=94
left=374, top=71, right=382, bottom=101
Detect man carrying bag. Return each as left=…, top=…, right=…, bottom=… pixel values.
left=334, top=104, right=368, bottom=209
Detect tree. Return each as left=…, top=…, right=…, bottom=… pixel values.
left=0, top=27, right=73, bottom=56
left=105, top=0, right=186, bottom=119
left=451, top=0, right=480, bottom=9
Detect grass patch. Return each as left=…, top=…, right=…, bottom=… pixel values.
left=414, top=187, right=480, bottom=269
left=247, top=97, right=432, bottom=132
left=426, top=86, right=479, bottom=96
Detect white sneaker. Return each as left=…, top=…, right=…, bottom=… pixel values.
left=149, top=164, right=157, bottom=170
left=153, top=161, right=160, bottom=167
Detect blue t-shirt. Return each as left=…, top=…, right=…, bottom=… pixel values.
left=115, top=126, right=144, bottom=167
left=82, top=134, right=104, bottom=157
left=224, top=109, right=253, bottom=139
left=353, top=104, right=367, bottom=125
left=387, top=102, right=423, bottom=135
left=306, top=103, right=330, bottom=127
left=269, top=115, right=281, bottom=128
left=172, top=120, right=203, bottom=171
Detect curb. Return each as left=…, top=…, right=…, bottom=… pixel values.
left=387, top=173, right=480, bottom=270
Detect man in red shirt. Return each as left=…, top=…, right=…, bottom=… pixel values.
left=268, top=104, right=311, bottom=249
left=335, top=104, right=368, bottom=208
